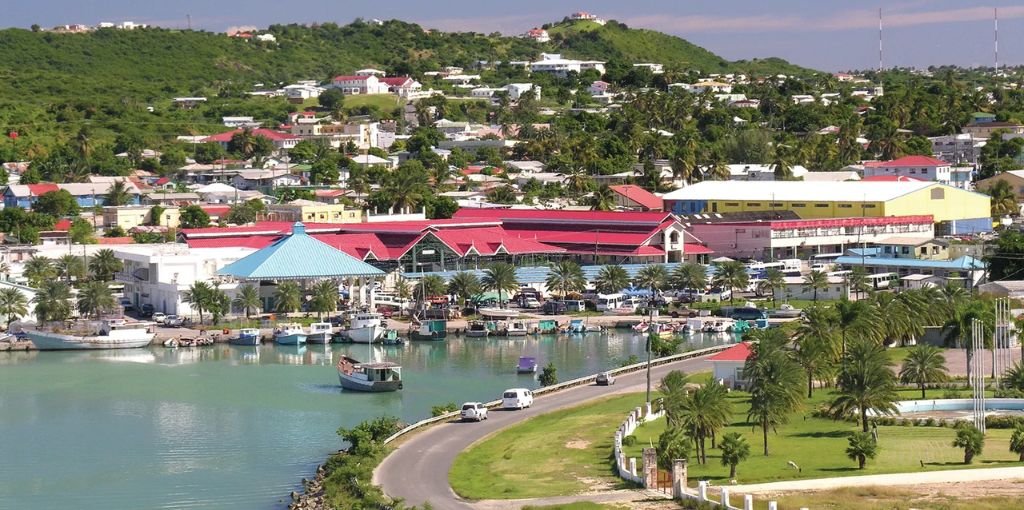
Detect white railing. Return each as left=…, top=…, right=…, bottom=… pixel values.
left=381, top=343, right=732, bottom=446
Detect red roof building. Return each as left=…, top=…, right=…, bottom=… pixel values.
left=709, top=342, right=753, bottom=362
left=711, top=342, right=753, bottom=389
left=202, top=128, right=300, bottom=151
left=608, top=185, right=664, bottom=211
left=860, top=175, right=923, bottom=182
left=862, top=155, right=970, bottom=189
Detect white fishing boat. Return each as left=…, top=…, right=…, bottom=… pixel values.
left=25, top=320, right=154, bottom=350
left=307, top=322, right=333, bottom=344
left=274, top=323, right=307, bottom=345
left=466, top=321, right=490, bottom=338
left=347, top=312, right=384, bottom=344
left=336, top=345, right=402, bottom=392
left=230, top=328, right=261, bottom=346
left=702, top=319, right=732, bottom=334
left=505, top=320, right=528, bottom=336
left=479, top=307, right=519, bottom=320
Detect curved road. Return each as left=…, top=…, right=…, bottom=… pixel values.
left=373, top=354, right=716, bottom=510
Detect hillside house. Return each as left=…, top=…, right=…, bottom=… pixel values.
left=863, top=156, right=971, bottom=189
left=330, top=75, right=389, bottom=95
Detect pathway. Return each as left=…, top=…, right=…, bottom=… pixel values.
left=728, top=466, right=1024, bottom=494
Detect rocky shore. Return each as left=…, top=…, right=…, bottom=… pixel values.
left=287, top=463, right=328, bottom=510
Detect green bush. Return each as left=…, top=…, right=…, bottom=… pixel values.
left=924, top=418, right=936, bottom=427
left=900, top=419, right=911, bottom=426
left=622, top=435, right=638, bottom=447
left=986, top=415, right=1024, bottom=429
left=431, top=402, right=459, bottom=417
left=942, top=389, right=962, bottom=399
left=939, top=419, right=949, bottom=427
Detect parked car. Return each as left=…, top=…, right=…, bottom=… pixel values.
left=595, top=372, right=616, bottom=386
left=501, top=388, right=534, bottom=410
left=460, top=402, right=488, bottom=421
left=164, top=315, right=183, bottom=327
left=730, top=307, right=768, bottom=321
left=521, top=298, right=542, bottom=309
left=152, top=313, right=166, bottom=324
left=542, top=301, right=567, bottom=315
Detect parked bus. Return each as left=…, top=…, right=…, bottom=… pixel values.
left=596, top=293, right=625, bottom=312
left=747, top=258, right=802, bottom=278
left=809, top=252, right=843, bottom=265
left=865, top=272, right=899, bottom=290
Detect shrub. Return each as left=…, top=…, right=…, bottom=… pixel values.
left=939, top=419, right=949, bottom=427
left=900, top=419, right=911, bottom=426
left=431, top=402, right=458, bottom=417
left=986, top=415, right=1024, bottom=429
left=925, top=418, right=936, bottom=427
left=942, top=389, right=962, bottom=399
left=539, top=362, right=558, bottom=386
left=623, top=435, right=638, bottom=447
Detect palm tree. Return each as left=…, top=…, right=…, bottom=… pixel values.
left=589, top=185, right=616, bottom=211
left=89, top=249, right=123, bottom=282
left=310, top=280, right=338, bottom=320
left=942, top=300, right=994, bottom=382
left=594, top=264, right=629, bottom=295
left=55, top=254, right=87, bottom=285
left=846, top=431, right=878, bottom=469
left=719, top=432, right=751, bottom=479
left=447, top=272, right=482, bottom=307
left=670, top=262, right=707, bottom=293
left=760, top=268, right=786, bottom=307
left=23, top=256, right=57, bottom=289
left=635, top=264, right=668, bottom=305
left=104, top=180, right=133, bottom=207
left=793, top=316, right=836, bottom=398
left=899, top=344, right=950, bottom=399
left=76, top=281, right=116, bottom=319
left=414, top=275, right=447, bottom=306
left=233, top=284, right=262, bottom=320
left=1009, top=424, right=1024, bottom=462
left=712, top=261, right=749, bottom=305
left=984, top=179, right=1018, bottom=218
left=834, top=298, right=880, bottom=358
left=676, top=380, right=732, bottom=464
left=659, top=370, right=690, bottom=429
left=0, top=288, right=28, bottom=326
left=183, top=281, right=215, bottom=324
left=481, top=263, right=519, bottom=308
left=274, top=281, right=302, bottom=314
left=545, top=260, right=586, bottom=299
left=846, top=267, right=870, bottom=300
left=953, top=423, right=985, bottom=464
left=745, top=329, right=804, bottom=456
left=32, top=281, right=72, bottom=324
left=802, top=270, right=829, bottom=303
left=830, top=339, right=900, bottom=432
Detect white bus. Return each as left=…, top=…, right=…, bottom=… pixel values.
left=596, top=293, right=625, bottom=312
left=865, top=272, right=899, bottom=290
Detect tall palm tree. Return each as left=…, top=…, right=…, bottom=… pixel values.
left=983, top=179, right=1018, bottom=218
left=846, top=267, right=870, bottom=300
left=594, top=264, right=629, bottom=295
left=759, top=268, right=786, bottom=307
left=183, top=281, right=215, bottom=324
left=32, top=281, right=72, bottom=324
left=414, top=275, right=447, bottom=305
left=310, top=280, right=338, bottom=320
left=712, top=261, right=749, bottom=305
left=0, top=288, right=28, bottom=326
left=659, top=370, right=690, bottom=430
left=588, top=186, right=616, bottom=211
left=76, top=281, right=116, bottom=319
left=23, top=256, right=57, bottom=289
left=719, top=432, right=751, bottom=479
left=89, top=249, right=123, bottom=282
left=233, top=284, right=262, bottom=320
left=447, top=271, right=481, bottom=307
left=481, top=263, right=519, bottom=308
left=802, top=270, right=829, bottom=303
left=830, top=338, right=900, bottom=432
left=104, top=180, right=133, bottom=207
left=635, top=264, right=668, bottom=305
left=834, top=298, right=880, bottom=358
left=793, top=313, right=837, bottom=398
left=274, top=281, right=302, bottom=314
left=55, top=254, right=87, bottom=285
left=942, top=299, right=994, bottom=382
left=545, top=260, right=586, bottom=299
left=670, top=262, right=707, bottom=293
left=675, top=380, right=732, bottom=464
left=744, top=329, right=804, bottom=456
left=899, top=344, right=950, bottom=399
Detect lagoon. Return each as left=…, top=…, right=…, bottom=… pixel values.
left=0, top=332, right=736, bottom=509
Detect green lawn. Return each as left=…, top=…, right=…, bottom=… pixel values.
left=342, top=94, right=402, bottom=111
left=522, top=504, right=627, bottom=510
left=624, top=389, right=1019, bottom=485
left=772, top=485, right=1024, bottom=510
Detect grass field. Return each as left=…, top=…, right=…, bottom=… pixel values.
left=624, top=390, right=1018, bottom=485
left=342, top=94, right=402, bottom=111
left=522, top=504, right=628, bottom=510
left=452, top=384, right=1020, bottom=500
left=770, top=485, right=1024, bottom=510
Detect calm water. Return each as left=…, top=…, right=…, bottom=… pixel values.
left=0, top=332, right=736, bottom=510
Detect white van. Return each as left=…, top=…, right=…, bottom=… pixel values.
left=502, top=388, right=534, bottom=410
left=563, top=300, right=586, bottom=312
left=596, top=293, right=625, bottom=312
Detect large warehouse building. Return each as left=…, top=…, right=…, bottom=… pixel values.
left=661, top=181, right=992, bottom=235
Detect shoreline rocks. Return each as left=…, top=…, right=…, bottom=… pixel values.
left=288, top=463, right=328, bottom=510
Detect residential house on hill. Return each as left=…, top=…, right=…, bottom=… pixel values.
left=3, top=182, right=141, bottom=209
left=608, top=185, right=663, bottom=211
left=862, top=156, right=971, bottom=189
left=330, top=75, right=389, bottom=95
left=962, top=121, right=1024, bottom=138
left=202, top=128, right=300, bottom=152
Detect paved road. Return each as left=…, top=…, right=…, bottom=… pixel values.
left=373, top=354, right=717, bottom=510
left=728, top=466, right=1024, bottom=494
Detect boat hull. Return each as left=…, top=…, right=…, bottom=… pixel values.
left=348, top=325, right=382, bottom=344
left=337, top=374, right=403, bottom=392
left=307, top=332, right=332, bottom=344
left=410, top=331, right=446, bottom=341
left=274, top=334, right=307, bottom=345
left=25, top=330, right=154, bottom=350
left=229, top=334, right=261, bottom=346
left=466, top=330, right=489, bottom=338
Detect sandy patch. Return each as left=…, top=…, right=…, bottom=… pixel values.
left=565, top=439, right=591, bottom=450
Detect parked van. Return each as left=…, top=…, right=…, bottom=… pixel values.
left=731, top=307, right=768, bottom=321
left=502, top=388, right=534, bottom=410
left=596, top=293, right=625, bottom=312
left=563, top=300, right=586, bottom=312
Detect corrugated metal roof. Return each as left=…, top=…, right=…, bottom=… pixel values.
left=836, top=255, right=984, bottom=270
left=217, top=223, right=384, bottom=280
left=662, top=181, right=942, bottom=202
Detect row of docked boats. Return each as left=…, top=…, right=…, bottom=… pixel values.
left=630, top=317, right=764, bottom=337
left=232, top=312, right=398, bottom=346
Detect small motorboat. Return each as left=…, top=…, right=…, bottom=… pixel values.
left=274, top=323, right=307, bottom=345
left=506, top=320, right=529, bottom=337
left=632, top=321, right=650, bottom=334
left=466, top=321, right=489, bottom=338
left=336, top=355, right=403, bottom=392
left=567, top=319, right=585, bottom=334
left=230, top=328, right=261, bottom=346
left=382, top=329, right=404, bottom=345
left=702, top=320, right=731, bottom=334
left=771, top=303, right=804, bottom=319
left=517, top=356, right=538, bottom=374
left=479, top=307, right=519, bottom=320
left=410, top=319, right=447, bottom=341
left=306, top=322, right=333, bottom=344
left=584, top=324, right=604, bottom=333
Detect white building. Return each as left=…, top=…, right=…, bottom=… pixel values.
left=709, top=343, right=752, bottom=389
left=506, top=83, right=539, bottom=100
left=775, top=276, right=851, bottom=302
left=523, top=28, right=550, bottom=43
left=930, top=133, right=985, bottom=166
left=632, top=63, right=664, bottom=74
left=569, top=11, right=606, bottom=25
left=726, top=164, right=809, bottom=181
left=222, top=116, right=257, bottom=128
left=863, top=156, right=972, bottom=189
left=330, top=74, right=389, bottom=95
left=529, top=53, right=606, bottom=78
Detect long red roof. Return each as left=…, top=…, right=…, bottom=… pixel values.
left=609, top=185, right=663, bottom=211
left=453, top=208, right=673, bottom=225
left=709, top=342, right=753, bottom=362
left=865, top=156, right=948, bottom=168
left=203, top=128, right=299, bottom=143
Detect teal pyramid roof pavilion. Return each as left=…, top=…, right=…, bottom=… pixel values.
left=218, top=222, right=385, bottom=280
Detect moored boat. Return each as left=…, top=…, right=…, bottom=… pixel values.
left=466, top=321, right=489, bottom=338
left=307, top=322, right=333, bottom=344
left=479, top=307, right=519, bottom=320
left=274, top=323, right=307, bottom=345
left=230, top=328, right=261, bottom=346
left=348, top=312, right=384, bottom=344
left=25, top=320, right=154, bottom=350
left=517, top=356, right=538, bottom=374
left=336, top=355, right=403, bottom=392
left=505, top=320, right=528, bottom=336
left=410, top=319, right=447, bottom=341
left=567, top=319, right=585, bottom=334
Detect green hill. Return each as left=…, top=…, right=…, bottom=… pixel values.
left=545, top=19, right=814, bottom=76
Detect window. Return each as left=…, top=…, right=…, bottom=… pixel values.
left=815, top=203, right=829, bottom=208
left=863, top=204, right=877, bottom=208
left=839, top=204, right=853, bottom=208
left=724, top=202, right=740, bottom=207
left=791, top=203, right=806, bottom=207
left=902, top=247, right=910, bottom=255
left=910, top=169, right=916, bottom=174
left=770, top=202, right=784, bottom=207
left=746, top=202, right=761, bottom=207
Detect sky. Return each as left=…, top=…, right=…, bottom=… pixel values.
left=6, top=1, right=1024, bottom=71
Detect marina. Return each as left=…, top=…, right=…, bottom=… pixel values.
left=0, top=330, right=739, bottom=510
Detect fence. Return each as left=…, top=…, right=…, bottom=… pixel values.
left=382, top=343, right=733, bottom=446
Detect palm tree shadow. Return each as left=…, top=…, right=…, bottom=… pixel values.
left=791, top=430, right=852, bottom=439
